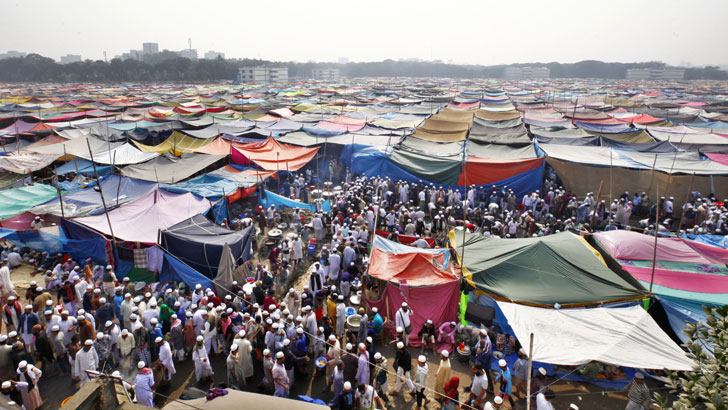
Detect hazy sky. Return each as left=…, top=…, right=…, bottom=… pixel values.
left=2, top=0, right=726, bottom=66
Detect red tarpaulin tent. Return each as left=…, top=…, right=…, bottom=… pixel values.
left=231, top=137, right=319, bottom=171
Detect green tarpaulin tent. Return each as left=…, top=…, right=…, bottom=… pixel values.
left=0, top=183, right=59, bottom=220
left=449, top=229, right=646, bottom=307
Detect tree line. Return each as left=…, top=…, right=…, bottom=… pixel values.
left=0, top=53, right=725, bottom=82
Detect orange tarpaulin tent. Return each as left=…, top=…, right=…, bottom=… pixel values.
left=231, top=137, right=319, bottom=171
left=458, top=157, right=543, bottom=186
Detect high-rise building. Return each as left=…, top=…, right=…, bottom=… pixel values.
left=204, top=51, right=225, bottom=60
left=238, top=66, right=288, bottom=83
left=142, top=42, right=159, bottom=55
left=312, top=68, right=340, bottom=81
left=60, top=54, right=82, bottom=64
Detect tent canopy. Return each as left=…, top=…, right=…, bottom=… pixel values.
left=232, top=137, right=319, bottom=171
left=498, top=301, right=694, bottom=371
left=120, top=153, right=225, bottom=184
left=73, top=189, right=211, bottom=243
left=368, top=235, right=456, bottom=286
left=160, top=214, right=252, bottom=277
left=450, top=229, right=646, bottom=306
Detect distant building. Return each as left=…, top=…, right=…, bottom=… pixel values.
left=142, top=42, right=159, bottom=55
left=0, top=50, right=26, bottom=60
left=505, top=66, right=550, bottom=80
left=178, top=49, right=198, bottom=60
left=626, top=68, right=685, bottom=81
left=238, top=66, right=288, bottom=83
left=204, top=51, right=225, bottom=60
left=60, top=54, right=82, bottom=64
left=338, top=57, right=349, bottom=64
left=312, top=68, right=340, bottom=81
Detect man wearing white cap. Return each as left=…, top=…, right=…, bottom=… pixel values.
left=392, top=341, right=415, bottom=395
left=192, top=335, right=213, bottom=382
left=512, top=348, right=529, bottom=398
left=284, top=288, right=301, bottom=318
left=356, top=342, right=370, bottom=386
left=335, top=295, right=346, bottom=338
left=19, top=305, right=39, bottom=354
left=395, top=302, right=413, bottom=346
left=484, top=395, right=503, bottom=410
left=2, top=295, right=21, bottom=333
left=74, top=339, right=99, bottom=387
left=273, top=351, right=290, bottom=398
left=118, top=329, right=135, bottom=372
left=101, top=265, right=117, bottom=297
left=157, top=337, right=175, bottom=383
left=135, top=361, right=155, bottom=407
left=16, top=360, right=43, bottom=410
left=234, top=329, right=254, bottom=382
left=227, top=343, right=243, bottom=389
left=51, top=325, right=70, bottom=375
left=325, top=334, right=341, bottom=390
left=434, top=350, right=451, bottom=401
left=120, top=293, right=134, bottom=330
left=623, top=372, right=650, bottom=410
left=414, top=355, right=430, bottom=409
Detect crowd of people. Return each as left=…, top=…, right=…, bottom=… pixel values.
left=0, top=159, right=706, bottom=410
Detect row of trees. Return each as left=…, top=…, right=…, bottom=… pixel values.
left=0, top=53, right=726, bottom=82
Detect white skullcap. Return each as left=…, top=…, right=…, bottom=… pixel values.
left=196, top=335, right=204, bottom=342
left=418, top=355, right=426, bottom=363
left=263, top=349, right=271, bottom=356
left=138, top=361, right=146, bottom=369
left=231, top=344, right=239, bottom=352
left=343, top=381, right=351, bottom=390
left=499, top=359, right=507, bottom=367
left=494, top=396, right=503, bottom=404
left=1, top=381, right=11, bottom=389
left=84, top=339, right=93, bottom=346
left=96, top=332, right=104, bottom=339
left=276, top=351, right=285, bottom=359
left=441, top=350, right=449, bottom=358
left=396, top=341, right=404, bottom=349
left=155, top=337, right=163, bottom=343
left=374, top=352, right=382, bottom=360
left=52, top=325, right=60, bottom=331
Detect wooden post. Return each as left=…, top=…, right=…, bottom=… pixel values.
left=526, top=332, right=534, bottom=410
left=649, top=183, right=660, bottom=294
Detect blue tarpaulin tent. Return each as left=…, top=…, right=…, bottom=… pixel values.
left=160, top=250, right=213, bottom=290
left=260, top=189, right=331, bottom=213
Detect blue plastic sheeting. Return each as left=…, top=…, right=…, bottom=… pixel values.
left=300, top=126, right=347, bottom=137
left=659, top=296, right=712, bottom=347
left=575, top=122, right=634, bottom=134
left=260, top=189, right=331, bottom=213
left=164, top=174, right=248, bottom=199
left=160, top=250, right=213, bottom=290
left=683, top=121, right=728, bottom=130
left=56, top=159, right=112, bottom=176
left=682, top=234, right=728, bottom=248
left=0, top=227, right=107, bottom=265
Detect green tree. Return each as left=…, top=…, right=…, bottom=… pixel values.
left=654, top=305, right=728, bottom=409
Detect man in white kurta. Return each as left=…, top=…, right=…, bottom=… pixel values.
left=192, top=336, right=213, bottom=381
left=156, top=338, right=175, bottom=382
left=0, top=261, right=13, bottom=296
left=74, top=339, right=99, bottom=387
left=234, top=330, right=255, bottom=380
left=134, top=361, right=155, bottom=407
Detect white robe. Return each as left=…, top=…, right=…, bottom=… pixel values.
left=74, top=347, right=99, bottom=386
left=0, top=266, right=13, bottom=295
left=158, top=342, right=175, bottom=380
left=134, top=370, right=155, bottom=407
left=192, top=344, right=213, bottom=381
left=234, top=338, right=254, bottom=378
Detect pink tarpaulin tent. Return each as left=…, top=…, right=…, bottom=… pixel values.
left=593, top=230, right=728, bottom=264
left=73, top=189, right=210, bottom=243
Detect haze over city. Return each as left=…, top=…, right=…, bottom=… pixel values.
left=1, top=0, right=727, bottom=66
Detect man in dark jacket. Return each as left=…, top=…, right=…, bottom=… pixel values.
left=33, top=324, right=54, bottom=372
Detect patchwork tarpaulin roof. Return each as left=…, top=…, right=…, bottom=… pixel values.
left=134, top=131, right=215, bottom=154
left=0, top=183, right=59, bottom=220
left=231, top=137, right=319, bottom=171
left=592, top=230, right=728, bottom=305
left=450, top=229, right=646, bottom=306
left=75, top=143, right=160, bottom=165
left=368, top=235, right=456, bottom=286
left=120, top=153, right=225, bottom=183
left=0, top=153, right=61, bottom=174
left=160, top=214, right=253, bottom=277
left=498, top=302, right=693, bottom=370
left=73, top=189, right=211, bottom=243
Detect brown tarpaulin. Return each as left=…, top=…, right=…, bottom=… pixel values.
left=547, top=157, right=728, bottom=210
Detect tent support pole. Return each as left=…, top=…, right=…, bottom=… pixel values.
left=86, top=139, right=117, bottom=249
left=526, top=332, right=534, bottom=410
left=588, top=180, right=603, bottom=232
left=676, top=172, right=696, bottom=235
left=649, top=183, right=660, bottom=294
left=54, top=166, right=66, bottom=219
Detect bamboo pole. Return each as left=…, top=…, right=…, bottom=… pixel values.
left=649, top=183, right=660, bottom=294
left=526, top=332, right=534, bottom=410
left=588, top=180, right=604, bottom=232
left=86, top=139, right=116, bottom=246
left=676, top=172, right=696, bottom=235
left=53, top=166, right=66, bottom=219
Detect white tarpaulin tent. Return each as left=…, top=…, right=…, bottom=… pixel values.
left=497, top=302, right=694, bottom=371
